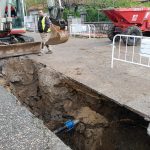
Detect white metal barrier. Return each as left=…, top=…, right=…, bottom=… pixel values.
left=111, top=34, right=150, bottom=68
left=69, top=24, right=96, bottom=38
left=24, top=16, right=38, bottom=32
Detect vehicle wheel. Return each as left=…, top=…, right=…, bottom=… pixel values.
left=122, top=26, right=142, bottom=46
left=107, top=25, right=120, bottom=42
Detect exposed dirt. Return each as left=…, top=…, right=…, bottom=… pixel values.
left=71, top=107, right=108, bottom=126
left=1, top=57, right=150, bottom=150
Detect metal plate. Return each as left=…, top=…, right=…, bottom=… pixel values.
left=0, top=42, right=41, bottom=58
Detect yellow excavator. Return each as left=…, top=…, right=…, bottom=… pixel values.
left=0, top=0, right=69, bottom=58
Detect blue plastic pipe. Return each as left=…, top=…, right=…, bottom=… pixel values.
left=54, top=120, right=80, bottom=134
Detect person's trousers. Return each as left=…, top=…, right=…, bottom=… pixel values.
left=40, top=33, right=52, bottom=51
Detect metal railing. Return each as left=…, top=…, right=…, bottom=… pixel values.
left=111, top=34, right=150, bottom=68
left=69, top=23, right=96, bottom=38
left=84, top=22, right=112, bottom=34
left=24, top=16, right=38, bottom=32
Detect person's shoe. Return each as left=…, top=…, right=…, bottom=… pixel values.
left=37, top=52, right=43, bottom=56
left=37, top=49, right=45, bottom=56
left=45, top=50, right=52, bottom=54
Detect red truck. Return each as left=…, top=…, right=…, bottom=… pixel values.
left=103, top=8, right=150, bottom=45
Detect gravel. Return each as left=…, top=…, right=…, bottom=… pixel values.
left=0, top=86, right=71, bottom=150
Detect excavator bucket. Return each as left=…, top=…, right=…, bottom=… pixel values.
left=46, top=25, right=69, bottom=45
left=0, top=42, right=41, bottom=59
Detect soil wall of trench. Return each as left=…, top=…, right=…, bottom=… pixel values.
left=0, top=57, right=150, bottom=150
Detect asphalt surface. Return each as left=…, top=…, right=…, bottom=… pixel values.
left=29, top=34, right=150, bottom=120
left=0, top=86, right=70, bottom=150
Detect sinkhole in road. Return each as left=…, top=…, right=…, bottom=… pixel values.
left=1, top=57, right=150, bottom=150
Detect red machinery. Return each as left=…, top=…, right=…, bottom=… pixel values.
left=103, top=8, right=150, bottom=45
left=0, top=0, right=68, bottom=58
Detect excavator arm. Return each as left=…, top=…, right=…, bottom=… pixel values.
left=48, top=0, right=66, bottom=29
left=45, top=0, right=69, bottom=45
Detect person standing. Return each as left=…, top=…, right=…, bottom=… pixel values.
left=38, top=10, right=52, bottom=54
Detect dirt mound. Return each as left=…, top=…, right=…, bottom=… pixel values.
left=73, top=106, right=108, bottom=126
